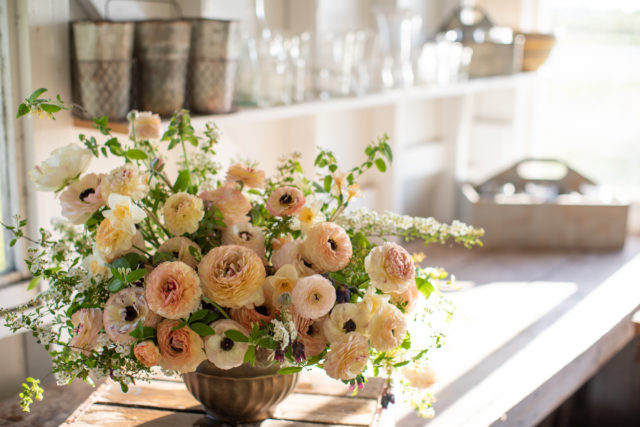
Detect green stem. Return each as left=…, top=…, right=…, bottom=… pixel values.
left=132, top=244, right=153, bottom=258
left=207, top=299, right=230, bottom=319
left=141, top=207, right=171, bottom=238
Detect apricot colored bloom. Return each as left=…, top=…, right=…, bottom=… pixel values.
left=199, top=184, right=251, bottom=226
left=226, top=163, right=265, bottom=189
left=130, top=111, right=162, bottom=140
left=59, top=173, right=105, bottom=224
left=95, top=218, right=136, bottom=262
left=29, top=143, right=92, bottom=192
left=221, top=223, right=266, bottom=260
left=301, top=222, right=352, bottom=273
left=291, top=274, right=336, bottom=320
left=291, top=196, right=325, bottom=233
left=402, top=365, right=437, bottom=389
left=163, top=192, right=204, bottom=236
left=365, top=242, right=415, bottom=293
left=271, top=235, right=292, bottom=251
left=347, top=184, right=363, bottom=200
left=230, top=284, right=276, bottom=330
left=134, top=340, right=161, bottom=367
left=388, top=281, right=420, bottom=313
left=158, top=237, right=202, bottom=269
left=146, top=261, right=202, bottom=320
left=198, top=245, right=266, bottom=309
left=298, top=319, right=328, bottom=358
left=266, top=186, right=305, bottom=217
left=103, top=193, right=146, bottom=235
left=358, top=286, right=391, bottom=319
left=69, top=308, right=102, bottom=355
left=103, top=287, right=161, bottom=345
left=324, top=332, right=369, bottom=381
left=204, top=319, right=250, bottom=370
left=266, top=264, right=298, bottom=308
left=323, top=303, right=369, bottom=344
left=157, top=320, right=206, bottom=373
left=331, top=170, right=348, bottom=196
left=368, top=302, right=407, bottom=352
left=271, top=240, right=316, bottom=277
left=83, top=250, right=110, bottom=279
left=101, top=164, right=149, bottom=201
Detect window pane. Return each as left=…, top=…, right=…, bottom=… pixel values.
left=0, top=171, right=6, bottom=273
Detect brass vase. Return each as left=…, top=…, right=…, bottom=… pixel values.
left=182, top=361, right=298, bottom=423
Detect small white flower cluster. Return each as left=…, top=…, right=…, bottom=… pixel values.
left=69, top=267, right=92, bottom=292
left=36, top=326, right=57, bottom=347
left=271, top=319, right=290, bottom=347
left=50, top=242, right=69, bottom=259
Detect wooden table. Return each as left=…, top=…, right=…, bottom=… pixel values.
left=394, top=236, right=640, bottom=426
left=63, top=370, right=386, bottom=426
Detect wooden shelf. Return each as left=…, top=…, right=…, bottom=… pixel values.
left=73, top=73, right=536, bottom=134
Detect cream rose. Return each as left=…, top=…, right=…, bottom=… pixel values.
left=291, top=274, right=336, bottom=320
left=29, top=143, right=92, bottom=192
left=158, top=237, right=201, bottom=269
left=145, top=261, right=202, bottom=320
left=323, top=303, right=369, bottom=344
left=157, top=320, right=206, bottom=373
left=83, top=250, right=110, bottom=279
left=226, top=163, right=265, bottom=189
left=101, top=164, right=149, bottom=201
left=69, top=308, right=103, bottom=355
left=388, top=281, right=420, bottom=313
left=368, top=302, right=407, bottom=352
left=103, top=193, right=146, bottom=235
left=204, top=319, right=250, bottom=370
left=199, top=184, right=251, bottom=226
left=198, top=245, right=266, bottom=309
left=266, top=186, right=305, bottom=217
left=163, top=192, right=205, bottom=236
left=95, top=218, right=136, bottom=262
left=324, top=332, right=369, bottom=381
left=134, top=340, right=161, bottom=367
left=301, top=222, right=352, bottom=273
left=221, top=223, right=266, bottom=260
left=365, top=242, right=415, bottom=293
left=103, top=287, right=161, bottom=345
left=59, top=173, right=105, bottom=224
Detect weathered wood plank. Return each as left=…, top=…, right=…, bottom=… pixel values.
left=295, top=370, right=386, bottom=400
left=65, top=404, right=204, bottom=426
left=97, top=380, right=203, bottom=411
left=273, top=392, right=378, bottom=426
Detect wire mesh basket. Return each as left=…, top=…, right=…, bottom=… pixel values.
left=189, top=58, right=238, bottom=114
left=136, top=57, right=189, bottom=117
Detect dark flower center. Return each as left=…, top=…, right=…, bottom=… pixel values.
left=169, top=336, right=183, bottom=353
left=302, top=258, right=313, bottom=269
left=238, top=231, right=252, bottom=241
left=123, top=305, right=138, bottom=322
left=328, top=239, right=338, bottom=250
left=343, top=319, right=356, bottom=333
left=307, top=324, right=315, bottom=335
left=172, top=251, right=180, bottom=258
left=79, top=188, right=95, bottom=201
left=255, top=305, right=269, bottom=316
left=220, top=337, right=234, bottom=351
left=279, top=193, right=293, bottom=205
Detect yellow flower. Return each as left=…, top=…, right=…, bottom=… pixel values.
left=95, top=218, right=135, bottom=262
left=291, top=197, right=324, bottom=233
left=83, top=251, right=110, bottom=279
left=347, top=184, right=363, bottom=200
left=266, top=264, right=298, bottom=308
left=103, top=193, right=146, bottom=235
left=331, top=170, right=348, bottom=196
left=101, top=164, right=149, bottom=201
left=226, top=163, right=266, bottom=189
left=163, top=192, right=204, bottom=236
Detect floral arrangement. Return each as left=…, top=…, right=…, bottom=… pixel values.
left=1, top=89, right=483, bottom=416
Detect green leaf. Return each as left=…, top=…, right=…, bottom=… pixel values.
left=277, top=366, right=302, bottom=375
left=323, top=175, right=332, bottom=192
left=257, top=337, right=277, bottom=350
left=107, top=277, right=124, bottom=293
left=328, top=164, right=338, bottom=173
left=224, top=330, right=250, bottom=343
left=243, top=345, right=256, bottom=366
left=374, top=158, right=387, bottom=172
left=202, top=311, right=220, bottom=324
left=40, top=104, right=61, bottom=114
left=129, top=325, right=156, bottom=340
left=393, top=360, right=410, bottom=368
left=27, top=276, right=41, bottom=291
left=28, top=88, right=47, bottom=102
left=125, top=149, right=148, bottom=160
left=415, top=277, right=435, bottom=299
left=153, top=251, right=174, bottom=266
left=120, top=383, right=129, bottom=393
left=123, top=252, right=145, bottom=268
left=125, top=269, right=147, bottom=284
left=173, top=170, right=191, bottom=192
left=189, top=322, right=216, bottom=336
left=401, top=332, right=411, bottom=350
left=188, top=245, right=201, bottom=261
left=188, top=309, right=209, bottom=323
left=16, top=103, right=30, bottom=118
left=171, top=320, right=187, bottom=331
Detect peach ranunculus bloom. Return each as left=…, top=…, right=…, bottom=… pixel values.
left=69, top=308, right=103, bottom=355
left=230, top=281, right=276, bottom=330
left=301, top=222, right=352, bottom=273
left=204, top=319, right=250, bottom=370
left=291, top=274, right=336, bottom=320
left=158, top=237, right=202, bottom=269
left=198, top=245, right=266, bottom=309
left=59, top=173, right=105, bottom=224
left=101, top=163, right=149, bottom=201
left=297, top=318, right=328, bottom=358
left=270, top=240, right=316, bottom=277
left=130, top=111, right=162, bottom=140
left=358, top=285, right=391, bottom=320
left=388, top=281, right=420, bottom=313
left=226, top=163, right=266, bottom=189
left=28, top=143, right=92, bottom=192
left=402, top=365, right=437, bottom=389
left=324, top=332, right=369, bottom=381
left=199, top=184, right=252, bottom=226
left=266, top=186, right=305, bottom=217
left=145, top=261, right=202, bottom=320
left=367, top=302, right=407, bottom=352
left=95, top=218, right=136, bottom=262
left=266, top=264, right=298, bottom=308
left=221, top=222, right=266, bottom=260
left=163, top=192, right=205, bottom=236
left=157, top=319, right=207, bottom=373
left=103, top=287, right=161, bottom=345
left=322, top=303, right=369, bottom=344
left=134, top=340, right=162, bottom=367
left=364, top=242, right=415, bottom=293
